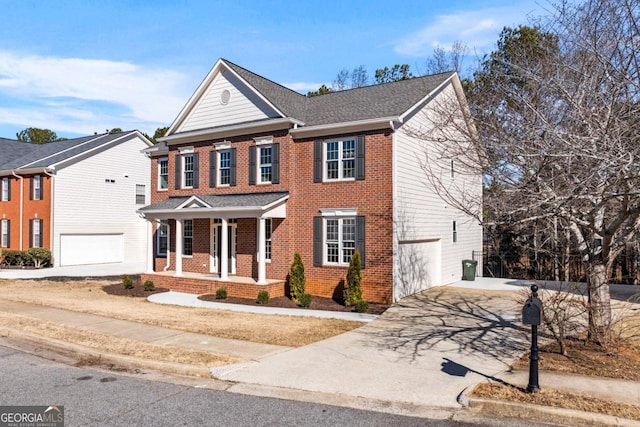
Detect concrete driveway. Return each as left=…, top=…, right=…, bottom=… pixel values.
left=212, top=280, right=531, bottom=409
left=0, top=262, right=146, bottom=279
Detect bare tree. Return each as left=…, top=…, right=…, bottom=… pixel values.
left=411, top=0, right=640, bottom=344
left=350, top=65, right=369, bottom=88
left=425, top=40, right=468, bottom=74
left=332, top=69, right=349, bottom=91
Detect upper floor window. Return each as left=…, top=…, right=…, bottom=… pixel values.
left=249, top=142, right=279, bottom=185
left=175, top=150, right=199, bottom=190
left=31, top=175, right=42, bottom=200
left=1, top=177, right=9, bottom=201
left=158, top=158, right=168, bottom=190
left=183, top=219, right=193, bottom=256
left=0, top=219, right=9, bottom=247
left=183, top=154, right=195, bottom=188
left=135, top=184, right=146, bottom=204
left=218, top=150, right=231, bottom=186
left=452, top=220, right=458, bottom=243
left=314, top=135, right=365, bottom=183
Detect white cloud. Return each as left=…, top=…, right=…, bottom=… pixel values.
left=393, top=3, right=539, bottom=57
left=0, top=51, right=193, bottom=135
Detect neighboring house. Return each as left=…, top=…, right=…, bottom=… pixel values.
left=139, top=59, right=482, bottom=303
left=0, top=131, right=152, bottom=267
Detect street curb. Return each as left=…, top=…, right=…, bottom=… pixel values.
left=460, top=386, right=640, bottom=427
left=0, top=327, right=213, bottom=379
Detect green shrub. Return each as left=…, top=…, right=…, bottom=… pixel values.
left=215, top=287, right=227, bottom=299
left=257, top=290, right=270, bottom=305
left=143, top=280, right=155, bottom=291
left=298, top=293, right=313, bottom=308
left=121, top=274, right=134, bottom=289
left=289, top=252, right=306, bottom=301
left=344, top=250, right=363, bottom=307
left=26, top=248, right=52, bottom=269
left=353, top=300, right=369, bottom=313
left=1, top=250, right=29, bottom=267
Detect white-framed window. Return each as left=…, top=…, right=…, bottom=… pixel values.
left=32, top=175, right=42, bottom=200
left=157, top=223, right=168, bottom=256
left=183, top=219, right=193, bottom=256
left=325, top=217, right=356, bottom=265
left=218, top=150, right=231, bottom=186
left=135, top=184, right=146, bottom=204
left=1, top=177, right=9, bottom=201
left=1, top=219, right=9, bottom=247
left=325, top=138, right=355, bottom=181
left=158, top=157, right=168, bottom=190
left=183, top=154, right=195, bottom=188
left=258, top=145, right=273, bottom=184
left=31, top=219, right=42, bottom=248
left=453, top=220, right=458, bottom=243
left=450, top=159, right=455, bottom=179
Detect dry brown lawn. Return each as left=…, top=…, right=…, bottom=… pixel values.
left=0, top=278, right=363, bottom=348
left=472, top=382, right=640, bottom=421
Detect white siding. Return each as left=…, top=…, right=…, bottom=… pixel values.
left=177, top=70, right=279, bottom=133
left=52, top=135, right=150, bottom=267
left=393, top=82, right=482, bottom=300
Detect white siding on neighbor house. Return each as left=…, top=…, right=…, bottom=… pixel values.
left=177, top=69, right=280, bottom=133
left=393, top=82, right=482, bottom=301
left=51, top=136, right=150, bottom=267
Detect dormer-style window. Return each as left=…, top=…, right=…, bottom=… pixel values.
left=314, top=135, right=365, bottom=183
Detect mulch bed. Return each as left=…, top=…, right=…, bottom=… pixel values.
left=199, top=294, right=389, bottom=315
left=102, top=281, right=389, bottom=315
left=102, top=282, right=170, bottom=298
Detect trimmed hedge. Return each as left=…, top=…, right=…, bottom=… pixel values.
left=1, top=248, right=51, bottom=268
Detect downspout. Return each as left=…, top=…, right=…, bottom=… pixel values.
left=11, top=171, right=23, bottom=250
left=43, top=168, right=55, bottom=264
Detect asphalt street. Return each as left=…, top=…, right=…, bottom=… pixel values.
left=0, top=342, right=482, bottom=427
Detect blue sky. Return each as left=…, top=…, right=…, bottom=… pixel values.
left=0, top=0, right=547, bottom=139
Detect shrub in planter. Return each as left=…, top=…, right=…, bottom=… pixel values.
left=257, top=290, right=270, bottom=305
left=289, top=252, right=305, bottom=301
left=121, top=274, right=134, bottom=289
left=215, top=287, right=227, bottom=299
left=353, top=300, right=369, bottom=313
left=26, top=248, right=52, bottom=269
left=344, top=250, right=363, bottom=307
left=298, top=293, right=313, bottom=308
left=143, top=280, right=155, bottom=291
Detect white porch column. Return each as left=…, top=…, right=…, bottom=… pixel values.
left=220, top=217, right=229, bottom=281
left=257, top=217, right=267, bottom=284
left=146, top=220, right=154, bottom=274
left=175, top=219, right=183, bottom=277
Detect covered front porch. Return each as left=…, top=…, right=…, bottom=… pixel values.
left=139, top=192, right=289, bottom=287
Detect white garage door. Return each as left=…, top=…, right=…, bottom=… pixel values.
left=395, top=239, right=442, bottom=300
left=59, top=234, right=124, bottom=266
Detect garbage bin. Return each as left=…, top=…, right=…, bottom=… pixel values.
left=462, top=260, right=477, bottom=281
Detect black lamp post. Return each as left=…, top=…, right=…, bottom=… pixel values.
left=522, top=284, right=542, bottom=393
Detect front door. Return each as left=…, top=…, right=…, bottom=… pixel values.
left=210, top=221, right=236, bottom=274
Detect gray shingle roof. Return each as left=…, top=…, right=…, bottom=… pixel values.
left=140, top=192, right=289, bottom=212
left=0, top=131, right=143, bottom=171
left=221, top=59, right=455, bottom=126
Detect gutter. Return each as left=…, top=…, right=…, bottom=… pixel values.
left=289, top=116, right=402, bottom=139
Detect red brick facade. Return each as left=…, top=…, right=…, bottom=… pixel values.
left=146, top=127, right=394, bottom=304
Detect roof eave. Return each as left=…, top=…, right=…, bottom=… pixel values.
left=159, top=118, right=304, bottom=145
left=289, top=117, right=401, bottom=139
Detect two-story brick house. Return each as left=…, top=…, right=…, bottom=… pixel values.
left=139, top=59, right=482, bottom=303
left=0, top=131, right=152, bottom=267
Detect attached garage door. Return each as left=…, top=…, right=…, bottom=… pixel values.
left=59, top=234, right=124, bottom=266
left=395, top=239, right=442, bottom=300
